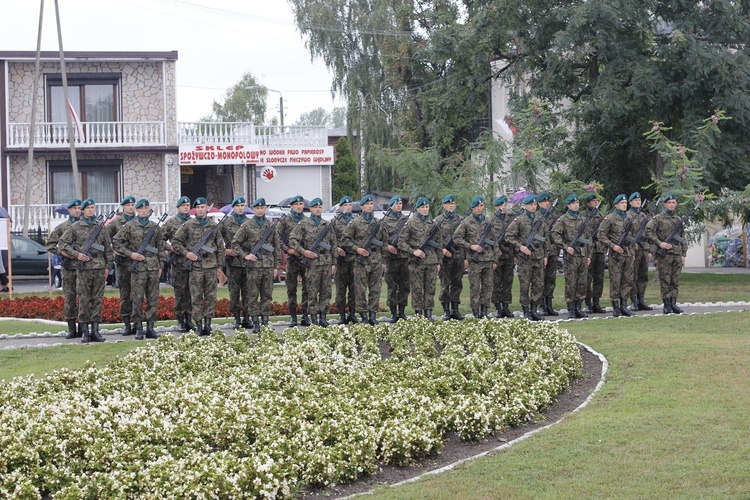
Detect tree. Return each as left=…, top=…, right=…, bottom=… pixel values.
left=332, top=137, right=360, bottom=202
left=293, top=106, right=347, bottom=128
left=206, top=71, right=268, bottom=124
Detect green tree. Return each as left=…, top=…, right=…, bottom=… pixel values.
left=206, top=72, right=268, bottom=124
left=332, top=137, right=360, bottom=202
left=294, top=106, right=347, bottom=128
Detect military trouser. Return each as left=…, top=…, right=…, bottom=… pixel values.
left=517, top=257, right=544, bottom=307
left=542, top=251, right=558, bottom=298
left=586, top=252, right=606, bottom=301
left=439, top=256, right=464, bottom=304
left=115, top=263, right=133, bottom=316
left=189, top=268, right=218, bottom=319
left=227, top=265, right=250, bottom=314
left=306, top=265, right=333, bottom=314
left=563, top=255, right=588, bottom=302
left=130, top=270, right=160, bottom=322
left=408, top=262, right=437, bottom=310
left=608, top=253, right=634, bottom=301
left=246, top=267, right=274, bottom=316
left=354, top=261, right=382, bottom=313
left=492, top=257, right=514, bottom=305
left=384, top=257, right=410, bottom=308
left=76, top=268, right=106, bottom=323
left=62, top=267, right=78, bottom=321
left=172, top=265, right=192, bottom=317
left=334, top=259, right=356, bottom=313
left=633, top=247, right=650, bottom=297
left=467, top=261, right=493, bottom=310
left=286, top=257, right=308, bottom=315
left=655, top=253, right=682, bottom=299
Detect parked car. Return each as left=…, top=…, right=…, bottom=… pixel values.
left=6, top=235, right=50, bottom=276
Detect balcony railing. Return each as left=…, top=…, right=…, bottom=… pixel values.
left=9, top=202, right=169, bottom=234
left=6, top=121, right=166, bottom=149
left=177, top=122, right=328, bottom=147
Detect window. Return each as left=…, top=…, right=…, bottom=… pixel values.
left=48, top=160, right=121, bottom=204
left=46, top=73, right=120, bottom=142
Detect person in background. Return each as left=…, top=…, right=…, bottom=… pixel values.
left=491, top=196, right=515, bottom=318
left=163, top=196, right=194, bottom=332
left=278, top=195, right=310, bottom=326
left=222, top=196, right=252, bottom=329
left=434, top=194, right=465, bottom=320
left=454, top=196, right=496, bottom=319
left=333, top=196, right=359, bottom=324
left=107, top=195, right=137, bottom=336
left=381, top=195, right=410, bottom=323
left=46, top=198, right=82, bottom=339
left=628, top=192, right=653, bottom=311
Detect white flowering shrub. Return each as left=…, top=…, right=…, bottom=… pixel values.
left=0, top=318, right=581, bottom=498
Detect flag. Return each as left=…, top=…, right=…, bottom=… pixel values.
left=67, top=99, right=84, bottom=142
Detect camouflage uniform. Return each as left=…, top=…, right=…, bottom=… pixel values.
left=162, top=213, right=193, bottom=320
left=434, top=210, right=465, bottom=318
left=397, top=214, right=442, bottom=312
left=47, top=216, right=79, bottom=322
left=290, top=215, right=337, bottom=317
left=341, top=212, right=385, bottom=319
left=505, top=211, right=548, bottom=310
left=380, top=212, right=411, bottom=312
left=491, top=211, right=515, bottom=310
left=232, top=216, right=281, bottom=317
left=584, top=207, right=606, bottom=311
left=278, top=212, right=308, bottom=318
left=597, top=210, right=636, bottom=303
left=630, top=208, right=651, bottom=303
left=539, top=207, right=560, bottom=310
left=222, top=213, right=251, bottom=318
left=454, top=213, right=495, bottom=314
left=108, top=213, right=137, bottom=318
left=551, top=211, right=590, bottom=306
left=333, top=213, right=357, bottom=318
left=646, top=210, right=687, bottom=301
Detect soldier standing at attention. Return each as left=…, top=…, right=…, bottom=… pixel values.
left=342, top=194, right=385, bottom=325
left=551, top=194, right=591, bottom=319
left=58, top=198, right=113, bottom=343
left=628, top=192, right=653, bottom=311
left=491, top=196, right=515, bottom=318
left=646, top=193, right=687, bottom=315
left=222, top=196, right=252, bottom=329
left=398, top=197, right=442, bottom=320
left=381, top=195, right=410, bottom=323
left=290, top=198, right=337, bottom=327
left=434, top=194, right=465, bottom=320
left=46, top=198, right=82, bottom=339
left=454, top=196, right=496, bottom=319
left=279, top=195, right=310, bottom=327
left=232, top=198, right=281, bottom=333
left=597, top=194, right=636, bottom=317
left=537, top=193, right=560, bottom=316
left=114, top=198, right=165, bottom=340
left=172, top=197, right=225, bottom=336
left=163, top=196, right=194, bottom=332
left=333, top=196, right=358, bottom=324
left=583, top=193, right=606, bottom=314
left=505, top=194, right=548, bottom=321
left=108, top=196, right=137, bottom=336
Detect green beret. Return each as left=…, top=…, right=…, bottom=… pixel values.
left=81, top=198, right=95, bottom=209
left=389, top=195, right=403, bottom=206
left=360, top=194, right=374, bottom=205
left=67, top=198, right=82, bottom=209
left=193, top=197, right=208, bottom=207
left=289, top=195, right=304, bottom=205
left=536, top=192, right=550, bottom=202
left=585, top=193, right=597, bottom=203
left=565, top=194, right=579, bottom=204
left=522, top=194, right=537, bottom=205
left=628, top=192, right=641, bottom=202
left=135, top=198, right=150, bottom=209
left=231, top=196, right=246, bottom=206
left=339, top=195, right=353, bottom=205
left=442, top=194, right=456, bottom=204
left=494, top=196, right=508, bottom=206
left=415, top=197, right=430, bottom=208
left=251, top=198, right=267, bottom=207
left=663, top=193, right=676, bottom=202
left=120, top=195, right=136, bottom=205
left=470, top=196, right=484, bottom=208
left=310, top=197, right=323, bottom=207
left=613, top=194, right=626, bottom=205
left=176, top=196, right=191, bottom=207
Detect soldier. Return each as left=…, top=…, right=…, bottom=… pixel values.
left=628, top=192, right=653, bottom=311
left=434, top=194, right=465, bottom=320
left=597, top=194, right=635, bottom=317
left=646, top=194, right=687, bottom=314
left=113, top=198, right=165, bottom=339
left=290, top=198, right=336, bottom=326
left=454, top=196, right=496, bottom=318
left=163, top=196, right=194, bottom=332
left=537, top=192, right=560, bottom=316
left=232, top=198, right=281, bottom=333
left=46, top=198, right=82, bottom=339
left=491, top=196, right=515, bottom=318
left=551, top=194, right=591, bottom=319
left=278, top=195, right=310, bottom=326
left=583, top=193, right=607, bottom=314
left=333, top=196, right=359, bottom=324
left=341, top=194, right=385, bottom=325
left=107, top=195, right=137, bottom=335
left=505, top=194, right=548, bottom=321
left=222, top=196, right=252, bottom=329
left=58, top=198, right=113, bottom=343
left=398, top=197, right=442, bottom=319
left=172, top=197, right=225, bottom=336
left=380, top=195, right=410, bottom=323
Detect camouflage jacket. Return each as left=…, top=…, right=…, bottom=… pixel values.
left=221, top=213, right=250, bottom=268
left=333, top=213, right=357, bottom=263
left=551, top=211, right=591, bottom=258
left=107, top=213, right=137, bottom=265
left=434, top=211, right=465, bottom=260
left=113, top=218, right=166, bottom=272
left=172, top=217, right=225, bottom=270
left=380, top=211, right=410, bottom=259
left=539, top=207, right=560, bottom=257
left=597, top=210, right=636, bottom=257
left=583, top=207, right=607, bottom=254
left=162, top=213, right=191, bottom=266
left=277, top=212, right=307, bottom=262
left=397, top=215, right=443, bottom=265
left=646, top=210, right=687, bottom=257
left=231, top=216, right=281, bottom=269
left=490, top=211, right=514, bottom=260
left=58, top=217, right=114, bottom=270
left=505, top=210, right=549, bottom=261
left=629, top=209, right=651, bottom=252
left=341, top=213, right=385, bottom=266
left=46, top=217, right=79, bottom=270
left=454, top=213, right=496, bottom=263
left=290, top=215, right=337, bottom=267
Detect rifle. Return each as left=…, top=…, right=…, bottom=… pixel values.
left=633, top=198, right=661, bottom=250
left=610, top=200, right=649, bottom=262
left=129, top=211, right=169, bottom=272
left=444, top=208, right=472, bottom=256
left=356, top=208, right=393, bottom=265
left=182, top=212, right=230, bottom=270
left=469, top=212, right=498, bottom=263
left=563, top=210, right=596, bottom=263
left=495, top=206, right=523, bottom=254
left=655, top=200, right=701, bottom=257
left=519, top=198, right=558, bottom=259
left=411, top=218, right=445, bottom=264
left=386, top=210, right=412, bottom=258
left=300, top=211, right=343, bottom=268
left=76, top=211, right=116, bottom=270
left=242, top=214, right=286, bottom=269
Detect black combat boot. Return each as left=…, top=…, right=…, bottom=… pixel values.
left=347, top=308, right=359, bottom=324
left=261, top=316, right=270, bottom=326
left=122, top=315, right=133, bottom=336
left=612, top=301, right=622, bottom=318
left=177, top=313, right=187, bottom=332
left=442, top=302, right=451, bottom=320
left=241, top=313, right=252, bottom=329
left=300, top=312, right=311, bottom=327
left=202, top=318, right=212, bottom=336
left=90, top=323, right=105, bottom=342
left=184, top=314, right=196, bottom=333
left=397, top=304, right=408, bottom=321
left=361, top=312, right=369, bottom=324
left=670, top=297, right=684, bottom=314
left=289, top=311, right=298, bottom=327
left=415, top=310, right=422, bottom=317
left=630, top=296, right=640, bottom=311
left=80, top=323, right=91, bottom=344
left=637, top=295, right=653, bottom=311
left=663, top=299, right=672, bottom=314
left=319, top=312, right=329, bottom=327
left=368, top=311, right=378, bottom=326
left=495, top=303, right=503, bottom=318
left=522, top=305, right=536, bottom=321
left=472, top=308, right=480, bottom=318
left=195, top=319, right=204, bottom=336
left=620, top=299, right=632, bottom=317
left=480, top=305, right=488, bottom=319
left=66, top=320, right=78, bottom=339
left=424, top=309, right=433, bottom=322
left=592, top=298, right=606, bottom=314
left=567, top=303, right=576, bottom=319
left=585, top=298, right=594, bottom=314
left=339, top=311, right=348, bottom=324
left=390, top=306, right=399, bottom=324
left=544, top=297, right=559, bottom=316
left=575, top=300, right=588, bottom=318
left=252, top=316, right=261, bottom=333
left=233, top=312, right=242, bottom=329
left=145, top=321, right=159, bottom=339
left=450, top=302, right=464, bottom=320
left=530, top=302, right=544, bottom=321
left=502, top=303, right=513, bottom=318
left=134, top=321, right=144, bottom=340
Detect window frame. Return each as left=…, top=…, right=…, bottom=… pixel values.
left=48, top=159, right=122, bottom=204
left=45, top=73, right=121, bottom=123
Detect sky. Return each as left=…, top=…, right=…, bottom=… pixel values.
left=0, top=0, right=340, bottom=124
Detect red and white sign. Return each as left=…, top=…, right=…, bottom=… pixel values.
left=179, top=144, right=260, bottom=165
left=256, top=146, right=334, bottom=166
left=259, top=166, right=277, bottom=183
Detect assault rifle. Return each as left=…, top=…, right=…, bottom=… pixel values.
left=388, top=210, right=412, bottom=248
left=356, top=208, right=393, bottom=265
left=300, top=211, right=343, bottom=268
left=655, top=200, right=702, bottom=258
left=519, top=198, right=558, bottom=259
left=411, top=218, right=446, bottom=264
left=243, top=214, right=286, bottom=269
left=182, top=212, right=230, bottom=270
left=633, top=198, right=661, bottom=250
left=129, top=211, right=169, bottom=272
left=76, top=211, right=116, bottom=270
left=469, top=212, right=498, bottom=263
left=444, top=208, right=472, bottom=256
left=610, top=200, right=649, bottom=262
left=495, top=206, right=523, bottom=255
left=563, top=209, right=596, bottom=263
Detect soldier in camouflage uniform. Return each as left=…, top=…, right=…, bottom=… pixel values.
left=505, top=194, right=548, bottom=321
left=58, top=198, right=113, bottom=343
left=163, top=196, right=194, bottom=332
left=290, top=198, right=337, bottom=326
left=333, top=196, right=358, bottom=324
left=646, top=193, right=688, bottom=315
left=341, top=194, right=385, bottom=325
left=107, top=196, right=137, bottom=335
left=46, top=198, right=82, bottom=339
left=113, top=198, right=166, bottom=340
left=172, top=197, right=226, bottom=336
left=222, top=196, right=252, bottom=329
left=398, top=197, right=442, bottom=319
left=454, top=196, right=496, bottom=318
left=583, top=193, right=607, bottom=314
left=628, top=192, right=654, bottom=311
left=537, top=193, right=560, bottom=316
left=232, top=198, right=281, bottom=333
left=597, top=194, right=636, bottom=317
left=551, top=194, right=591, bottom=319
left=278, top=195, right=310, bottom=326
left=381, top=195, right=410, bottom=322
left=491, top=196, right=516, bottom=318
left=434, top=194, right=465, bottom=320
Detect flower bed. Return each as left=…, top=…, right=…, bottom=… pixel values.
left=0, top=318, right=582, bottom=498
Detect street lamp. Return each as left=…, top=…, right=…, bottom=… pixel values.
left=246, top=86, right=284, bottom=127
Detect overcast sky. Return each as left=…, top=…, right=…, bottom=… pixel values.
left=0, top=0, right=340, bottom=124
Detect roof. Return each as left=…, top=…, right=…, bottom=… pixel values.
left=0, top=50, right=179, bottom=61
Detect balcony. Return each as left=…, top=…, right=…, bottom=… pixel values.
left=177, top=122, right=328, bottom=147
left=6, top=121, right=166, bottom=149
left=9, top=202, right=169, bottom=234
